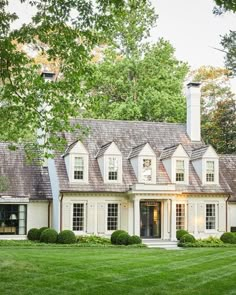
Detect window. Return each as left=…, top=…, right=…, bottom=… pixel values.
left=73, top=203, right=84, bottom=231
left=74, top=157, right=84, bottom=180
left=176, top=160, right=185, bottom=182
left=206, top=204, right=216, bottom=230
left=107, top=204, right=118, bottom=231
left=176, top=204, right=185, bottom=230
left=142, top=159, right=152, bottom=182
left=0, top=205, right=27, bottom=235
left=108, top=157, right=118, bottom=181
left=206, top=161, right=214, bottom=182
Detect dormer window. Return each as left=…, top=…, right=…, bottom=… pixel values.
left=206, top=161, right=214, bottom=182
left=176, top=160, right=185, bottom=182
left=74, top=157, right=84, bottom=180
left=142, top=159, right=152, bottom=182
left=108, top=157, right=118, bottom=181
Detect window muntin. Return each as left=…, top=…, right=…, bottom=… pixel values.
left=206, top=204, right=216, bottom=230
left=176, top=204, right=185, bottom=230
left=0, top=205, right=27, bottom=235
left=107, top=204, right=118, bottom=231
left=206, top=161, right=215, bottom=182
left=108, top=157, right=118, bottom=181
left=142, top=159, right=152, bottom=182
left=176, top=160, right=185, bottom=182
left=74, top=157, right=84, bottom=180
left=73, top=203, right=84, bottom=231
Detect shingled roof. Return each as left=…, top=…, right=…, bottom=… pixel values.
left=0, top=143, right=52, bottom=200
left=96, top=142, right=113, bottom=158
left=191, top=146, right=209, bottom=160
left=54, top=118, right=233, bottom=195
left=219, top=155, right=236, bottom=202
left=128, top=142, right=148, bottom=159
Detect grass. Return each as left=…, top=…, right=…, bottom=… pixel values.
left=1, top=246, right=236, bottom=295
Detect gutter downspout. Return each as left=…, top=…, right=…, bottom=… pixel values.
left=60, top=193, right=64, bottom=232
left=48, top=201, right=51, bottom=228
left=226, top=195, right=230, bottom=232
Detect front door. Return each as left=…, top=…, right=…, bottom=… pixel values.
left=140, top=201, right=161, bottom=238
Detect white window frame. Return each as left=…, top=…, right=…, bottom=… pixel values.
left=176, top=203, right=186, bottom=230
left=105, top=156, right=122, bottom=184
left=106, top=202, right=120, bottom=233
left=72, top=202, right=87, bottom=234
left=175, top=160, right=185, bottom=183
left=70, top=154, right=88, bottom=183
left=141, top=158, right=153, bottom=183
left=206, top=160, right=215, bottom=183
left=205, top=203, right=217, bottom=232
left=107, top=157, right=119, bottom=181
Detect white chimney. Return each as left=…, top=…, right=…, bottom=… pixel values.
left=186, top=82, right=201, bottom=142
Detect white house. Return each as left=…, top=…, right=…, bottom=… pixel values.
left=0, top=82, right=235, bottom=241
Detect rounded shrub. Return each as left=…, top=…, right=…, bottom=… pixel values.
left=57, top=230, right=76, bottom=244
left=40, top=228, right=58, bottom=243
left=176, top=229, right=189, bottom=241
left=38, top=227, right=48, bottom=238
left=220, top=232, right=236, bottom=244
left=27, top=228, right=40, bottom=241
left=116, top=232, right=130, bottom=245
left=180, top=233, right=196, bottom=243
left=111, top=230, right=126, bottom=245
left=128, top=235, right=142, bottom=245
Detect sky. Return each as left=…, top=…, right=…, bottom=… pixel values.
left=8, top=0, right=236, bottom=90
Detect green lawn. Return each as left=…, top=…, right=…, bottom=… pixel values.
left=1, top=247, right=236, bottom=295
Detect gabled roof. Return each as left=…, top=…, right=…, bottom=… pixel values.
left=95, top=142, right=113, bottom=158
left=0, top=143, right=52, bottom=200
left=53, top=118, right=232, bottom=195
left=191, top=146, right=209, bottom=160
left=128, top=142, right=148, bottom=159
left=219, top=155, right=236, bottom=202
left=63, top=140, right=79, bottom=157
left=160, top=144, right=179, bottom=160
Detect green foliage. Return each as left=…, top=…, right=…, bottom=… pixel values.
left=111, top=230, right=126, bottom=245
left=220, top=232, right=236, bottom=244
left=180, top=234, right=196, bottom=243
left=128, top=235, right=142, bottom=245
left=221, top=31, right=236, bottom=76
left=38, top=227, right=48, bottom=238
left=57, top=230, right=76, bottom=244
left=214, top=0, right=236, bottom=13
left=77, top=235, right=111, bottom=245
left=176, top=229, right=189, bottom=241
left=116, top=232, right=130, bottom=245
left=40, top=228, right=58, bottom=243
left=27, top=228, right=40, bottom=241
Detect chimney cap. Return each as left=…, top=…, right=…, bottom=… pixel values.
left=187, top=82, right=201, bottom=88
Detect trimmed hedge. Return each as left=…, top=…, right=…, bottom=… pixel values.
left=38, top=227, right=48, bottom=238
left=27, top=228, right=40, bottom=241
left=40, top=228, right=58, bottom=243
left=180, top=233, right=196, bottom=243
left=77, top=235, right=111, bottom=245
left=116, top=232, right=130, bottom=245
left=58, top=230, right=76, bottom=244
left=111, top=230, right=126, bottom=245
left=220, top=232, right=236, bottom=244
left=128, top=235, right=142, bottom=245
left=176, top=229, right=189, bottom=240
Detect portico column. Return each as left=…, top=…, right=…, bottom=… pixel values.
left=170, top=199, right=177, bottom=241
left=134, top=198, right=140, bottom=236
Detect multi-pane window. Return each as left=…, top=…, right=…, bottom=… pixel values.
left=142, top=159, right=152, bottom=182
left=0, top=205, right=27, bottom=235
left=108, top=157, right=118, bottom=181
left=206, top=161, right=215, bottom=182
left=206, top=204, right=216, bottom=230
left=107, top=204, right=118, bottom=231
left=73, top=203, right=84, bottom=231
left=176, top=160, right=185, bottom=182
left=74, top=157, right=84, bottom=180
left=176, top=204, right=185, bottom=230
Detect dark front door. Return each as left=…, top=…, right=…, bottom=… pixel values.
left=140, top=201, right=161, bottom=238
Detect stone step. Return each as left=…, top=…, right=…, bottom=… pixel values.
left=142, top=239, right=179, bottom=249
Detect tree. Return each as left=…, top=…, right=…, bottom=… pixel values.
left=213, top=0, right=236, bottom=13
left=83, top=1, right=188, bottom=122
left=192, top=66, right=236, bottom=154
left=0, top=0, right=128, bottom=158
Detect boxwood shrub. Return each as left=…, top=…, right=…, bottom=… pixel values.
left=40, top=228, right=58, bottom=243
left=128, top=235, right=142, bottom=245
left=58, top=230, right=76, bottom=244
left=27, top=228, right=40, bottom=241
left=220, top=232, right=236, bottom=244
left=111, top=230, right=126, bottom=245
left=180, top=233, right=196, bottom=243
left=116, top=232, right=130, bottom=245
left=38, top=227, right=48, bottom=238
left=176, top=229, right=189, bottom=240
